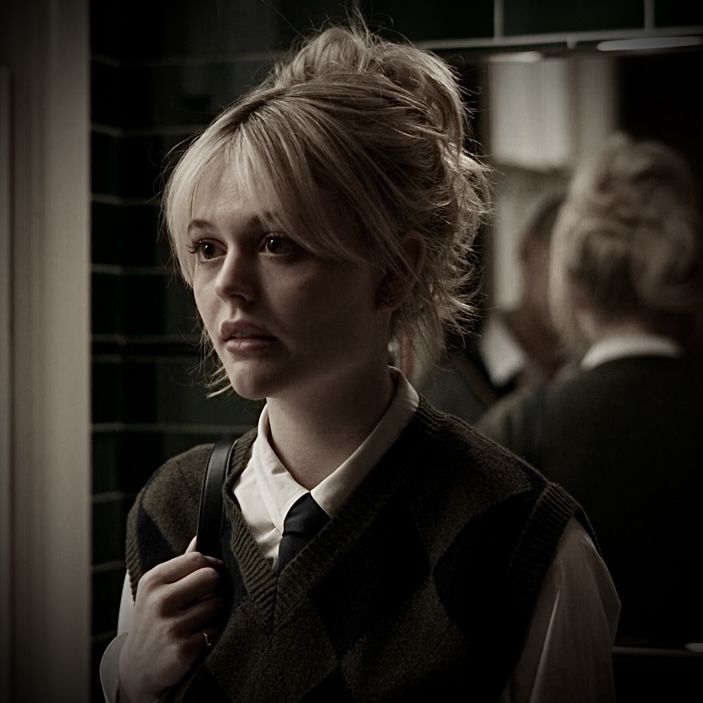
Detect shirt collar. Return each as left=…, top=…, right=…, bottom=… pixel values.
left=250, top=367, right=419, bottom=531
left=478, top=313, right=526, bottom=386
left=581, top=332, right=681, bottom=370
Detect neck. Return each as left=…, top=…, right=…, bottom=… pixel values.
left=504, top=307, right=563, bottom=379
left=265, top=364, right=395, bottom=489
left=577, top=310, right=652, bottom=345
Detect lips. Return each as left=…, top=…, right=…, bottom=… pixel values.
left=220, top=320, right=277, bottom=353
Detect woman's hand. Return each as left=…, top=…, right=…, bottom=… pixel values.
left=118, top=539, right=224, bottom=703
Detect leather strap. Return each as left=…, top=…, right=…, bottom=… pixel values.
left=196, top=436, right=238, bottom=558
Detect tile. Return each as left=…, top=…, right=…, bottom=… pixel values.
left=92, top=358, right=156, bottom=424
left=363, top=0, right=493, bottom=40
left=92, top=567, right=126, bottom=635
left=656, top=0, right=703, bottom=27
left=92, top=0, right=354, bottom=61
left=92, top=424, right=259, bottom=495
left=91, top=201, right=167, bottom=268
left=91, top=271, right=124, bottom=335
left=93, top=61, right=274, bottom=131
left=91, top=356, right=261, bottom=425
left=504, top=0, right=643, bottom=35
left=92, top=432, right=123, bottom=494
left=91, top=270, right=196, bottom=336
left=92, top=131, right=186, bottom=200
left=91, top=60, right=120, bottom=126
left=92, top=496, right=128, bottom=563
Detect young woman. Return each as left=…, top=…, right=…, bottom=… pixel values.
left=101, top=22, right=619, bottom=703
left=479, top=134, right=703, bottom=647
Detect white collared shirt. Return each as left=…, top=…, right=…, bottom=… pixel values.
left=101, top=368, right=619, bottom=703
left=236, top=367, right=419, bottom=563
left=581, top=332, right=681, bottom=370
left=479, top=312, right=527, bottom=387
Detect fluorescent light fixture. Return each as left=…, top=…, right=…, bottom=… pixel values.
left=489, top=51, right=543, bottom=63
left=597, top=36, right=703, bottom=52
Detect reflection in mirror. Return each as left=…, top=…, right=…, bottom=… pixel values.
left=419, top=45, right=703, bottom=702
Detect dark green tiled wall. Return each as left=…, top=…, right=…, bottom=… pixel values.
left=504, top=0, right=643, bottom=35
left=364, top=0, right=493, bottom=39
left=92, top=357, right=260, bottom=426
left=656, top=0, right=703, bottom=27
left=91, top=131, right=183, bottom=200
left=92, top=428, right=255, bottom=495
left=90, top=1, right=289, bottom=690
left=92, top=60, right=274, bottom=130
left=91, top=202, right=168, bottom=267
left=91, top=271, right=197, bottom=337
left=92, top=0, right=352, bottom=60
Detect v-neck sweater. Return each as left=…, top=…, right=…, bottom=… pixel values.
left=126, top=400, right=589, bottom=702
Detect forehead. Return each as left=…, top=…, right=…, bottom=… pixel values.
left=190, top=159, right=280, bottom=226
left=181, top=147, right=369, bottom=266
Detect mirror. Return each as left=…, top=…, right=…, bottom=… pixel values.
left=418, top=44, right=703, bottom=697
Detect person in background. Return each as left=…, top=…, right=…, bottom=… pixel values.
left=418, top=189, right=568, bottom=423
left=479, top=189, right=568, bottom=394
left=100, top=20, right=619, bottom=703
left=478, top=133, right=702, bottom=647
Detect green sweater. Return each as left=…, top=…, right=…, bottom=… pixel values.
left=126, top=400, right=589, bottom=702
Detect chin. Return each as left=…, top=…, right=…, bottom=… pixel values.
left=225, top=367, right=283, bottom=402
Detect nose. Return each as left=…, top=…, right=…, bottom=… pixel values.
left=214, top=248, right=256, bottom=303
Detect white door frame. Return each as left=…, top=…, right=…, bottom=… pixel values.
left=1, top=0, right=91, bottom=700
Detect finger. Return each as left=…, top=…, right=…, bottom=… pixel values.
left=144, top=551, right=223, bottom=588
left=185, top=536, right=197, bottom=553
left=179, top=594, right=225, bottom=632
left=162, top=564, right=221, bottom=610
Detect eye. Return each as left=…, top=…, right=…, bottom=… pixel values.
left=259, top=234, right=300, bottom=256
left=188, top=239, right=224, bottom=261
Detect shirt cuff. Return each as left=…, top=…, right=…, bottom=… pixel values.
left=99, top=632, right=128, bottom=703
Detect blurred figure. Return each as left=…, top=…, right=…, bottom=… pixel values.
left=418, top=189, right=567, bottom=422
left=479, top=189, right=568, bottom=394
left=478, top=134, right=703, bottom=646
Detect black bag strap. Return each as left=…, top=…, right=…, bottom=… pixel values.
left=196, top=436, right=238, bottom=558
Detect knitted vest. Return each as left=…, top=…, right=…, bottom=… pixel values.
left=125, top=400, right=590, bottom=702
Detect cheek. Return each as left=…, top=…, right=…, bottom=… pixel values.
left=294, top=276, right=378, bottom=339
left=192, top=284, right=218, bottom=335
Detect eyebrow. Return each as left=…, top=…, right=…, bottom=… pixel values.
left=187, top=212, right=282, bottom=235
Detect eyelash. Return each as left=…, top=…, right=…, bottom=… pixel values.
left=259, top=234, right=299, bottom=255
left=186, top=234, right=300, bottom=262
left=187, top=240, right=221, bottom=261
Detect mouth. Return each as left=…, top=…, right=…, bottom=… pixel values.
left=220, top=320, right=277, bottom=353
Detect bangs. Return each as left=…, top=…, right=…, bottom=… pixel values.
left=229, top=109, right=368, bottom=265
left=165, top=102, right=369, bottom=286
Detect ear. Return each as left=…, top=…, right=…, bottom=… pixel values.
left=376, top=231, right=426, bottom=311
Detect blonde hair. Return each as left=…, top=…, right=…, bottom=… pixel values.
left=164, top=22, right=489, bottom=392
left=550, top=133, right=703, bottom=356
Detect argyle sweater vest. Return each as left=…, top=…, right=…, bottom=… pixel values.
left=125, top=400, right=591, bottom=702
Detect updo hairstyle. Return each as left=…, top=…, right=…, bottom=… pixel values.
left=164, top=21, right=489, bottom=391
left=549, top=133, right=703, bottom=355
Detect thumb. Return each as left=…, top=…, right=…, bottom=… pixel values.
left=185, top=536, right=197, bottom=553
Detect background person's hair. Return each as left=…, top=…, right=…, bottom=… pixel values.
left=519, top=189, right=566, bottom=253
left=164, top=21, right=489, bottom=394
left=549, top=132, right=703, bottom=357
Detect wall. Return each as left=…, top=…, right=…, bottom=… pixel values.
left=1, top=0, right=91, bottom=701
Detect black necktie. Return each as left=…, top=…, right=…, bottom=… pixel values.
left=275, top=493, right=330, bottom=573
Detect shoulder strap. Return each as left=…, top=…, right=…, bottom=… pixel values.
left=196, top=436, right=238, bottom=558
